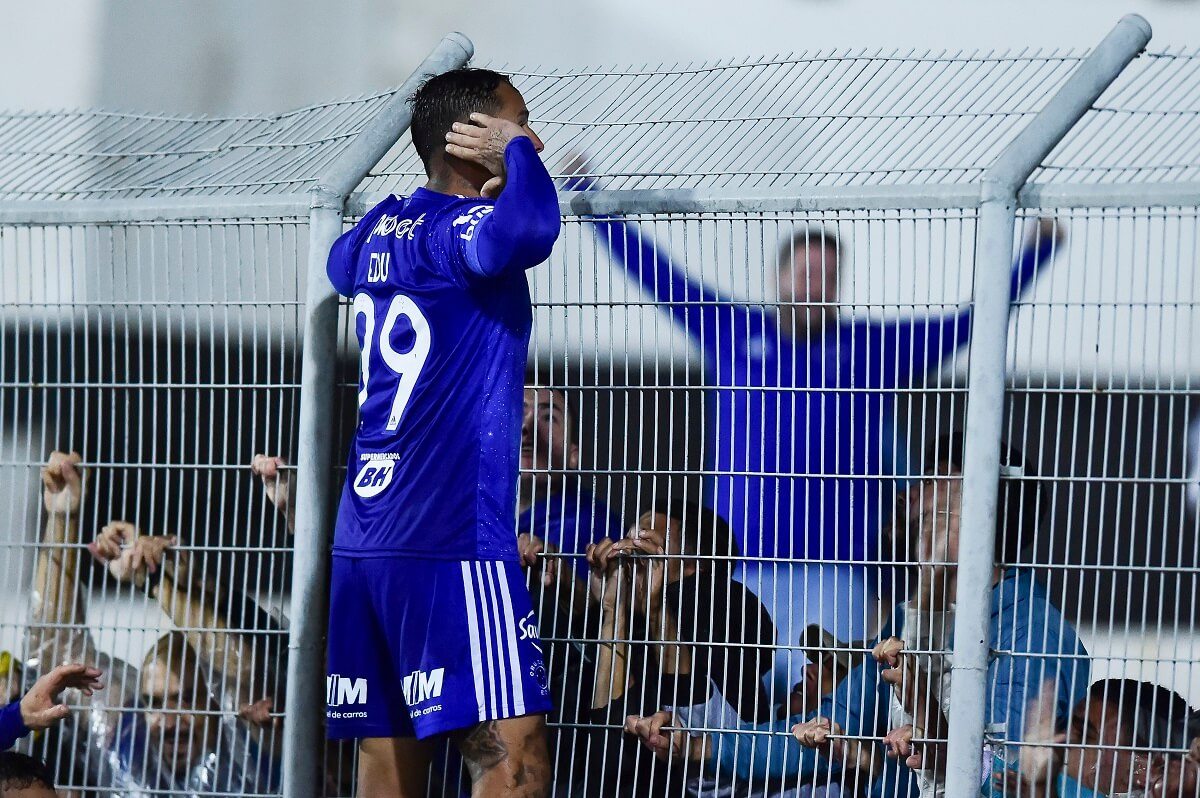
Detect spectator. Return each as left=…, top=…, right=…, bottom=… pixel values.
left=569, top=163, right=1062, bottom=669
left=629, top=601, right=909, bottom=796
left=787, top=624, right=866, bottom=719
left=0, top=663, right=103, bottom=751
left=874, top=434, right=1090, bottom=797
left=25, top=450, right=281, bottom=795
left=518, top=387, right=623, bottom=578
left=514, top=386, right=622, bottom=795
left=999, top=678, right=1200, bottom=798
left=89, top=523, right=283, bottom=794
left=0, top=752, right=59, bottom=798
left=586, top=501, right=776, bottom=795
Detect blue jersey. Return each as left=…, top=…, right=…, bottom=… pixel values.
left=587, top=212, right=1056, bottom=562
left=327, top=138, right=561, bottom=559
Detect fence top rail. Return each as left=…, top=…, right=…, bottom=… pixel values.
left=3, top=179, right=1198, bottom=225
left=0, top=35, right=1196, bottom=205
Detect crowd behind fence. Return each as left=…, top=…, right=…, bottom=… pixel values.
left=0, top=15, right=1199, bottom=798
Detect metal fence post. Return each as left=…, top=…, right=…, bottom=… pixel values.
left=282, top=32, right=474, bottom=798
left=944, top=14, right=1151, bottom=797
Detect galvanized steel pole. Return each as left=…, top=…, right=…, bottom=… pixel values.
left=281, top=32, right=473, bottom=797
left=944, top=14, right=1151, bottom=797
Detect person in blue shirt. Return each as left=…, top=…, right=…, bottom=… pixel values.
left=872, top=434, right=1089, bottom=796
left=517, top=387, right=623, bottom=582
left=569, top=169, right=1062, bottom=684
left=324, top=68, right=561, bottom=797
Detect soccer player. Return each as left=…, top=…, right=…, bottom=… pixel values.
left=324, top=68, right=561, bottom=797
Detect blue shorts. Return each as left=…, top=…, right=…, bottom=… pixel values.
left=326, top=555, right=553, bottom=740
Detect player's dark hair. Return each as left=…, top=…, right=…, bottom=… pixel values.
left=409, top=68, right=511, bottom=174
left=0, top=751, right=56, bottom=792
left=653, top=499, right=738, bottom=579
left=922, top=432, right=1045, bottom=564
left=777, top=224, right=844, bottom=272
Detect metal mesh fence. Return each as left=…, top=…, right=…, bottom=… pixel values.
left=1, top=218, right=305, bottom=795
left=0, top=18, right=1198, bottom=798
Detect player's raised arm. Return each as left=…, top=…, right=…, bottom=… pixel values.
left=444, top=112, right=561, bottom=277
left=30, top=451, right=97, bottom=668
left=871, top=216, right=1065, bottom=389
left=564, top=158, right=738, bottom=350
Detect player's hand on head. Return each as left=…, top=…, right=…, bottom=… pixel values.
left=42, top=451, right=86, bottom=516
left=20, top=662, right=104, bottom=730
left=444, top=113, right=528, bottom=198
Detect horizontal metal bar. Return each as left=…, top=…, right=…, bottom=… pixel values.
left=1, top=180, right=1197, bottom=226
left=0, top=195, right=311, bottom=224
left=1019, top=180, right=1200, bottom=209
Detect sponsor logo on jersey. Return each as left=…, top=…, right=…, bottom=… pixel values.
left=451, top=205, right=494, bottom=241
left=326, top=674, right=368, bottom=707
left=402, top=667, right=445, bottom=706
left=352, top=457, right=395, bottom=498
left=518, top=610, right=543, bottom=654
left=366, top=212, right=425, bottom=244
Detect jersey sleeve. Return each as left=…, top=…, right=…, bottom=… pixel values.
left=430, top=137, right=561, bottom=283
left=326, top=201, right=391, bottom=297
left=0, top=700, right=29, bottom=750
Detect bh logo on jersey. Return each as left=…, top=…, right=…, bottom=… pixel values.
left=353, top=458, right=395, bottom=498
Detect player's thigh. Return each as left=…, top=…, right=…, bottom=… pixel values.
left=454, top=714, right=550, bottom=798
left=357, top=736, right=436, bottom=798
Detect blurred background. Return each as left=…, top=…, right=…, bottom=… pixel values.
left=2, top=0, right=1199, bottom=115
left=1, top=0, right=1198, bottom=708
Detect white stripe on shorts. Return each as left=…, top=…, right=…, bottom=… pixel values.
left=475, top=561, right=501, bottom=718
left=460, top=562, right=487, bottom=721
left=481, top=561, right=510, bottom=717
left=493, top=562, right=527, bottom=716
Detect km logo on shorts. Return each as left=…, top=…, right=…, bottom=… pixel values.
left=402, top=667, right=445, bottom=706
left=327, top=674, right=368, bottom=707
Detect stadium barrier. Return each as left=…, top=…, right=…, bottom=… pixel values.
left=1, top=14, right=1198, bottom=797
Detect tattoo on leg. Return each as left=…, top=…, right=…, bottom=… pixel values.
left=458, top=721, right=508, bottom=774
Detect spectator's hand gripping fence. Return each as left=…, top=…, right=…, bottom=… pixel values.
left=2, top=15, right=1200, bottom=798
